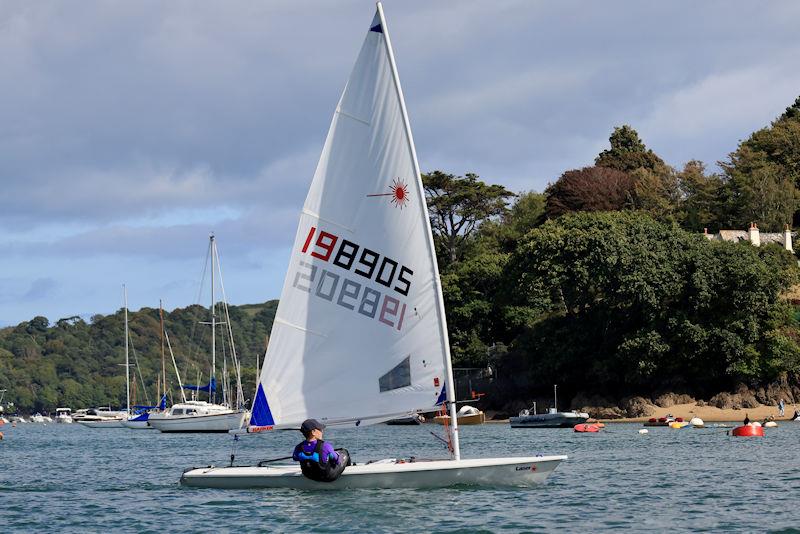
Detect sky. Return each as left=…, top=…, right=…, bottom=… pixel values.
left=2, top=0, right=799, bottom=326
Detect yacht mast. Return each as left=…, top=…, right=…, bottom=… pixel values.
left=210, top=233, right=216, bottom=404
left=160, top=300, right=166, bottom=404
left=124, top=284, right=130, bottom=416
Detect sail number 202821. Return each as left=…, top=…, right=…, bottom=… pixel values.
left=292, top=226, right=414, bottom=331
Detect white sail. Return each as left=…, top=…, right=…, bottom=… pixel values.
left=251, top=8, right=453, bottom=431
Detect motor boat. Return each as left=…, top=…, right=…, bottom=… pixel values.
left=55, top=408, right=74, bottom=424
left=510, top=407, right=589, bottom=428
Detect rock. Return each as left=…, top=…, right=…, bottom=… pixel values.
left=653, top=392, right=696, bottom=407
left=620, top=396, right=654, bottom=418
left=709, top=392, right=735, bottom=409
left=734, top=384, right=760, bottom=409
left=754, top=382, right=795, bottom=405
left=709, top=390, right=759, bottom=410
left=570, top=393, right=614, bottom=411
left=588, top=406, right=624, bottom=419
left=696, top=400, right=706, bottom=407
left=570, top=393, right=624, bottom=419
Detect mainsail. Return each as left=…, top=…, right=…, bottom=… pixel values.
left=251, top=6, right=456, bottom=432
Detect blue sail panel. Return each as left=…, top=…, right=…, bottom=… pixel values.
left=435, top=384, right=447, bottom=406
left=249, top=383, right=275, bottom=430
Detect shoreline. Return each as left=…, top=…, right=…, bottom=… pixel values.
left=600, top=401, right=794, bottom=423
left=483, top=402, right=798, bottom=424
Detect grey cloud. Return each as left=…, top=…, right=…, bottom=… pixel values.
left=2, top=0, right=799, bottom=325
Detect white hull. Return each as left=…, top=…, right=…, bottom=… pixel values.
left=122, top=420, right=154, bottom=429
left=149, top=411, right=248, bottom=433
left=510, top=412, right=589, bottom=428
left=55, top=417, right=73, bottom=424
left=77, top=419, right=125, bottom=428
left=181, top=455, right=566, bottom=489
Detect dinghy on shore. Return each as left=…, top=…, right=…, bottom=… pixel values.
left=181, top=3, right=566, bottom=489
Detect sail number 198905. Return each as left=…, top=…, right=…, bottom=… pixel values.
left=291, top=226, right=414, bottom=331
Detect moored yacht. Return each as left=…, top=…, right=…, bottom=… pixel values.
left=148, top=400, right=247, bottom=433
left=147, top=236, right=249, bottom=433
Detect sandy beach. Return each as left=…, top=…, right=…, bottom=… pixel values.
left=602, top=402, right=797, bottom=423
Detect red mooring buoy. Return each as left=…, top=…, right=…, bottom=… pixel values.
left=731, top=424, right=764, bottom=437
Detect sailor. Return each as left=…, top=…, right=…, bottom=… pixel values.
left=292, top=418, right=350, bottom=482
left=743, top=413, right=750, bottom=426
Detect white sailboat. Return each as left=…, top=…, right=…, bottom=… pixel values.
left=123, top=301, right=168, bottom=430
left=148, top=236, right=249, bottom=433
left=181, top=3, right=565, bottom=489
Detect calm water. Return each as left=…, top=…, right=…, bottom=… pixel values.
left=2, top=421, right=799, bottom=533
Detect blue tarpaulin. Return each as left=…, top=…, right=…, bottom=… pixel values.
left=182, top=377, right=216, bottom=393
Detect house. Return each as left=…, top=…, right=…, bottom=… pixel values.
left=703, top=223, right=793, bottom=252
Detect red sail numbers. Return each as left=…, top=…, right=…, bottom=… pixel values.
left=293, top=226, right=414, bottom=331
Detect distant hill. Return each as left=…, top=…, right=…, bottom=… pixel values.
left=0, top=300, right=278, bottom=414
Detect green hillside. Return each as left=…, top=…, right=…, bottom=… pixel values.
left=0, top=301, right=277, bottom=414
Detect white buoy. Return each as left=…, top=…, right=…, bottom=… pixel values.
left=690, top=417, right=704, bottom=428
left=639, top=429, right=649, bottom=434
left=764, top=421, right=778, bottom=428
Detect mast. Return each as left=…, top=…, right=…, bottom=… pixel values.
left=159, top=300, right=166, bottom=406
left=376, top=2, right=460, bottom=460
left=124, top=285, right=130, bottom=416
left=554, top=384, right=558, bottom=412
left=210, top=233, right=216, bottom=404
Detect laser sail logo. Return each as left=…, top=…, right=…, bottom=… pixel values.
left=367, top=178, right=410, bottom=209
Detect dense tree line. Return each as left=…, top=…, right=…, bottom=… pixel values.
left=0, top=301, right=277, bottom=414
left=423, top=94, right=800, bottom=404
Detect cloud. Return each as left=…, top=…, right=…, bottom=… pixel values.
left=2, top=0, right=799, bottom=324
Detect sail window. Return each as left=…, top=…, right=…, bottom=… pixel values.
left=379, top=356, right=411, bottom=392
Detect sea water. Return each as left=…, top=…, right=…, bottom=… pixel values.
left=1, top=421, right=798, bottom=533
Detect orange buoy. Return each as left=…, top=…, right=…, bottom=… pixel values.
left=732, top=424, right=764, bottom=437
left=574, top=423, right=601, bottom=433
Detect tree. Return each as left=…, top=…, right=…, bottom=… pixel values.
left=721, top=95, right=800, bottom=228
left=498, top=211, right=800, bottom=396
left=719, top=145, right=799, bottom=231
left=544, top=166, right=635, bottom=218
left=678, top=160, right=724, bottom=232
left=480, top=191, right=547, bottom=252
left=595, top=125, right=666, bottom=173
left=423, top=171, right=515, bottom=265
left=629, top=166, right=681, bottom=222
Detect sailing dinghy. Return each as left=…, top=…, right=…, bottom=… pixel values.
left=181, top=3, right=566, bottom=489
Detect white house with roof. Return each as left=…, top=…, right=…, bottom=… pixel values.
left=703, top=223, right=794, bottom=251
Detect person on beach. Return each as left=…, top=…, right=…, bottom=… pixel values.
left=778, top=398, right=785, bottom=417
left=292, top=418, right=350, bottom=482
